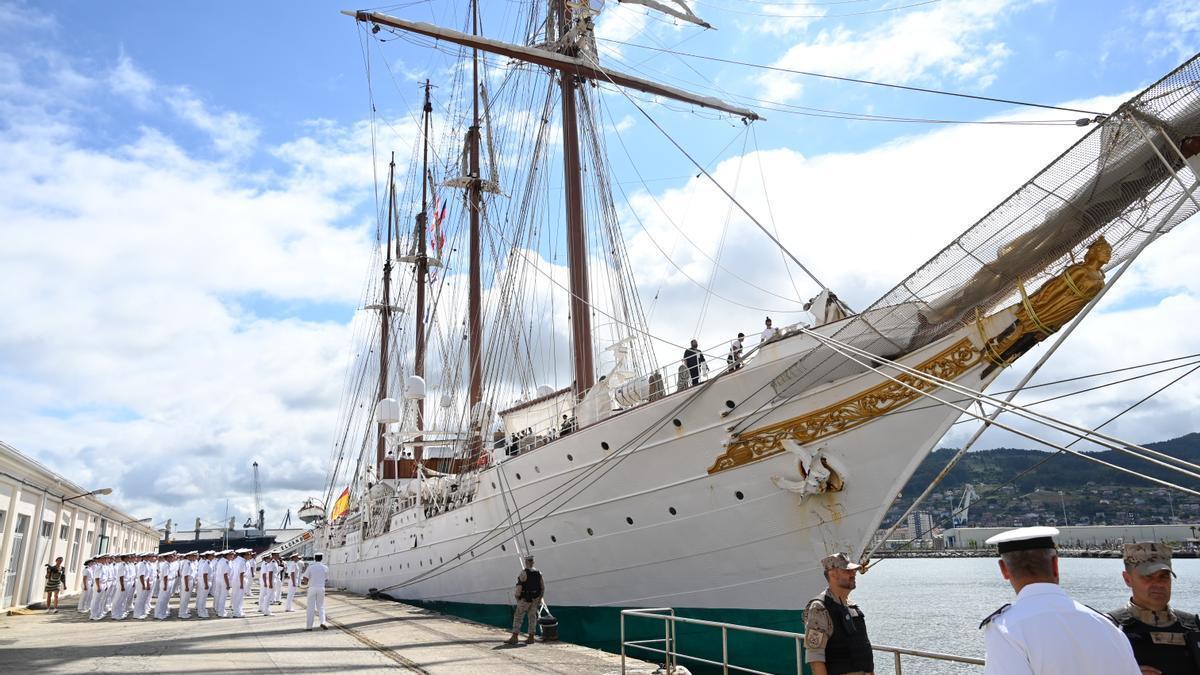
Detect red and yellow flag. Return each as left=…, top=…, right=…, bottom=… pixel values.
left=331, top=488, right=350, bottom=521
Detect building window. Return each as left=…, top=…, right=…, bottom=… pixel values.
left=59, top=524, right=68, bottom=540
left=70, top=529, right=82, bottom=571
left=41, top=521, right=53, bottom=538
left=0, top=510, right=5, bottom=531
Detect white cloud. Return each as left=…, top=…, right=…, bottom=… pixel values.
left=758, top=0, right=1036, bottom=102
left=166, top=86, right=260, bottom=157
left=1138, top=0, right=1200, bottom=64
left=109, top=49, right=155, bottom=109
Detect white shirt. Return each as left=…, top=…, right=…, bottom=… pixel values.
left=760, top=325, right=778, bottom=343
left=983, top=583, right=1140, bottom=675
left=302, top=562, right=328, bottom=588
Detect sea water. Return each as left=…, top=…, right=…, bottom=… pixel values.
left=850, top=557, right=1200, bottom=674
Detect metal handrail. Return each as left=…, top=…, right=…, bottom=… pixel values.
left=620, top=607, right=984, bottom=675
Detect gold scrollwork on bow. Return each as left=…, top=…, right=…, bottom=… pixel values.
left=707, top=338, right=982, bottom=475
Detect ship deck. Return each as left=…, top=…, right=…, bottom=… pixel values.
left=0, top=591, right=657, bottom=674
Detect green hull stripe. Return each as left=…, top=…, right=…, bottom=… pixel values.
left=405, top=599, right=807, bottom=674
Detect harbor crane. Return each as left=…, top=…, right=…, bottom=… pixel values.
left=953, top=484, right=979, bottom=527
left=243, top=461, right=265, bottom=532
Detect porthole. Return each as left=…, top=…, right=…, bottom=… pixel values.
left=567, top=454, right=574, bottom=461
left=535, top=465, right=541, bottom=473
left=672, top=418, right=682, bottom=427
left=516, top=473, right=522, bottom=480
left=726, top=400, right=736, bottom=408
left=550, top=535, right=557, bottom=543
left=736, top=491, right=745, bottom=501
left=601, top=441, right=610, bottom=450
left=439, top=557, right=443, bottom=563
left=501, top=544, right=506, bottom=551
left=587, top=528, right=594, bottom=536
left=669, top=507, right=677, bottom=516
left=492, top=482, right=496, bottom=489
left=626, top=517, right=634, bottom=525
left=529, top=540, right=535, bottom=547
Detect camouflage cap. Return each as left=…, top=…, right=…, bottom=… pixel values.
left=1123, top=542, right=1174, bottom=577
left=820, top=552, right=862, bottom=572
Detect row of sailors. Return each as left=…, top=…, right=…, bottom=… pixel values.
left=77, top=548, right=307, bottom=622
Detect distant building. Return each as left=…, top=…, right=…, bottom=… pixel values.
left=944, top=524, right=1200, bottom=549
left=908, top=511, right=935, bottom=541
left=1, top=440, right=158, bottom=611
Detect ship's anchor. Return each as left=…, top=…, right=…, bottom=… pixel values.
left=770, top=441, right=846, bottom=496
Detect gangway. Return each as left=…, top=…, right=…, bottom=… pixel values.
left=268, top=529, right=314, bottom=557
left=620, top=607, right=984, bottom=675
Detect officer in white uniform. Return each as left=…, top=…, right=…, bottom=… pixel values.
left=285, top=554, right=300, bottom=612
left=195, top=551, right=214, bottom=618
left=101, top=554, right=118, bottom=615
left=302, top=553, right=329, bottom=631
left=178, top=551, right=198, bottom=618
left=981, top=526, right=1140, bottom=674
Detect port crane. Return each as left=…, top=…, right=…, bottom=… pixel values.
left=953, top=484, right=979, bottom=527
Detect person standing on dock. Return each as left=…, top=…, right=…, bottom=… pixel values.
left=178, top=551, right=197, bottom=619
left=230, top=549, right=252, bottom=618
left=285, top=554, right=300, bottom=612
left=195, top=551, right=214, bottom=618
left=506, top=555, right=544, bottom=645
left=301, top=553, right=329, bottom=631
left=78, top=558, right=94, bottom=614
left=154, top=552, right=178, bottom=620
left=1107, top=543, right=1200, bottom=675
left=133, top=553, right=154, bottom=619
left=980, top=526, right=1140, bottom=674
left=110, top=554, right=133, bottom=620
left=259, top=555, right=276, bottom=616
left=215, top=550, right=234, bottom=618
left=803, top=552, right=873, bottom=675
left=89, top=554, right=112, bottom=621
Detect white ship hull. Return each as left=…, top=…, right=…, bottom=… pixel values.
left=321, top=321, right=1000, bottom=613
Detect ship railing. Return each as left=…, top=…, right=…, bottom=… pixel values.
left=619, top=607, right=984, bottom=675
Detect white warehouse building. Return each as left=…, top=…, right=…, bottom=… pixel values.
left=1, top=440, right=158, bottom=612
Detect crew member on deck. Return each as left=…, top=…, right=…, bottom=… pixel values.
left=803, top=553, right=874, bottom=675
left=1108, top=542, right=1200, bottom=675
left=761, top=316, right=779, bottom=344
left=683, top=339, right=706, bottom=387
left=980, top=526, right=1139, bottom=674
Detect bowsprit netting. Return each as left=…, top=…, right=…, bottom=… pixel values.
left=773, top=54, right=1200, bottom=400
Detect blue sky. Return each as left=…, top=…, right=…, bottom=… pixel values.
left=1, top=0, right=1198, bottom=528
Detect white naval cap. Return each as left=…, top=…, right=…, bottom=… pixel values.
left=985, top=526, right=1060, bottom=554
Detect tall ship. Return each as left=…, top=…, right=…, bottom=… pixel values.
left=316, top=2, right=1200, bottom=670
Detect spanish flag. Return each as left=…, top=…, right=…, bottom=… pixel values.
left=331, top=487, right=350, bottom=520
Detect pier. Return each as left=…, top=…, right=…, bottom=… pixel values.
left=0, top=591, right=657, bottom=674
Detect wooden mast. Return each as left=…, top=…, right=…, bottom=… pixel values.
left=467, top=0, right=484, bottom=433
left=377, top=153, right=396, bottom=481
left=413, top=81, right=432, bottom=469
left=346, top=4, right=758, bottom=413
left=554, top=0, right=594, bottom=394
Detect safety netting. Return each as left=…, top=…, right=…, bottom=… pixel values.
left=775, top=53, right=1200, bottom=399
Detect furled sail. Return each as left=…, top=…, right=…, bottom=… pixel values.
left=774, top=54, right=1200, bottom=399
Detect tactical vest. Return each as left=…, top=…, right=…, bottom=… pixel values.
left=519, top=569, right=543, bottom=601
left=821, top=594, right=875, bottom=675
left=1109, top=606, right=1200, bottom=675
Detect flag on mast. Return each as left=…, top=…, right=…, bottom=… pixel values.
left=331, top=487, right=351, bottom=520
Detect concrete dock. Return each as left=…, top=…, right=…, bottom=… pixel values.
left=0, top=591, right=659, bottom=674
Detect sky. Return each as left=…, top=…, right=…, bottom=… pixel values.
left=1, top=0, right=1198, bottom=531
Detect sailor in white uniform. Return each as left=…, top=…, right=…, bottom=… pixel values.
left=258, top=555, right=275, bottom=615
left=285, top=554, right=300, bottom=612
left=230, top=548, right=253, bottom=618
left=110, top=553, right=134, bottom=620
left=178, top=551, right=197, bottom=618
left=214, top=550, right=234, bottom=617
left=154, top=552, right=179, bottom=620
left=78, top=559, right=94, bottom=613
left=271, top=553, right=284, bottom=604
left=195, top=551, right=214, bottom=618
left=981, top=526, right=1141, bottom=674
left=133, top=553, right=155, bottom=619
left=302, top=553, right=329, bottom=631
left=89, top=554, right=112, bottom=620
